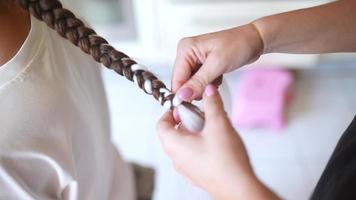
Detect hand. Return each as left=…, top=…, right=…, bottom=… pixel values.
left=157, top=85, right=279, bottom=200
left=173, top=24, right=263, bottom=101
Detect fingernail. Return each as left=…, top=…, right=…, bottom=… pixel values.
left=178, top=87, right=193, bottom=101
left=204, top=84, right=216, bottom=97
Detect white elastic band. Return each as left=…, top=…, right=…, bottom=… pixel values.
left=163, top=101, right=171, bottom=110
left=131, top=64, right=147, bottom=72
left=176, top=103, right=204, bottom=132
left=159, top=88, right=170, bottom=93
left=144, top=80, right=152, bottom=94
left=172, top=96, right=183, bottom=107
left=133, top=76, right=139, bottom=86
left=159, top=88, right=171, bottom=98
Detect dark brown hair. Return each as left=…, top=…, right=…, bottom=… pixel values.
left=15, top=0, right=174, bottom=108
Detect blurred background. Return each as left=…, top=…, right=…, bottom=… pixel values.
left=63, top=0, right=356, bottom=199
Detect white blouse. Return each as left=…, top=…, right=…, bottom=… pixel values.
left=0, top=16, right=135, bottom=200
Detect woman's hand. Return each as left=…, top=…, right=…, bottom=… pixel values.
left=157, top=85, right=279, bottom=200
left=173, top=24, right=263, bottom=101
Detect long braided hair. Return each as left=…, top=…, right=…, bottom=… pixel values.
left=15, top=0, right=205, bottom=132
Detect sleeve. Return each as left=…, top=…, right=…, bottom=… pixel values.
left=0, top=133, right=78, bottom=200
left=311, top=116, right=356, bottom=200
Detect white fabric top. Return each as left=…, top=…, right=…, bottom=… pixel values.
left=0, top=16, right=135, bottom=200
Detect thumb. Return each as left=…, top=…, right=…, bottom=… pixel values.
left=202, top=84, right=228, bottom=123
left=177, top=55, right=222, bottom=101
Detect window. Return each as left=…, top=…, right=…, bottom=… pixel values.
left=63, top=0, right=136, bottom=41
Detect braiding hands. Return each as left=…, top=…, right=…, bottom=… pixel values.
left=173, top=24, right=264, bottom=102
left=157, top=85, right=260, bottom=199
left=157, top=24, right=280, bottom=199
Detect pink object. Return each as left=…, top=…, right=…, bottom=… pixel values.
left=232, top=68, right=294, bottom=130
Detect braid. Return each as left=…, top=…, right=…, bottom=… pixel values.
left=16, top=0, right=205, bottom=132
left=15, top=0, right=175, bottom=108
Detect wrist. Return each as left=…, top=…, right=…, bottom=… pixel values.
left=248, top=23, right=265, bottom=56
left=210, top=170, right=279, bottom=200
left=209, top=167, right=256, bottom=200
left=230, top=24, right=265, bottom=65
left=252, top=17, right=272, bottom=54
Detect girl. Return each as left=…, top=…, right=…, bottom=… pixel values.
left=0, top=1, right=135, bottom=199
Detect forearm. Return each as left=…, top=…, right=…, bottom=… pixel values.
left=211, top=171, right=280, bottom=200
left=242, top=178, right=280, bottom=200
left=253, top=0, right=356, bottom=54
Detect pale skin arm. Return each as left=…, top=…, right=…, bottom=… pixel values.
left=254, top=0, right=356, bottom=54
left=173, top=0, right=356, bottom=101
left=158, top=0, right=356, bottom=200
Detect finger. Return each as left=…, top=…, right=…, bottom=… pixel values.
left=202, top=84, right=228, bottom=122
left=156, top=111, right=189, bottom=147
left=156, top=111, right=195, bottom=155
left=177, top=55, right=222, bottom=101
left=156, top=111, right=177, bottom=133
left=193, top=75, right=223, bottom=100
left=172, top=54, right=194, bottom=93
left=172, top=40, right=199, bottom=92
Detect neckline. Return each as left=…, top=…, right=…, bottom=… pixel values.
left=0, top=16, right=45, bottom=87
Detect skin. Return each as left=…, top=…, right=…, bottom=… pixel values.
left=157, top=85, right=279, bottom=200
left=157, top=0, right=356, bottom=199
left=0, top=2, right=31, bottom=66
